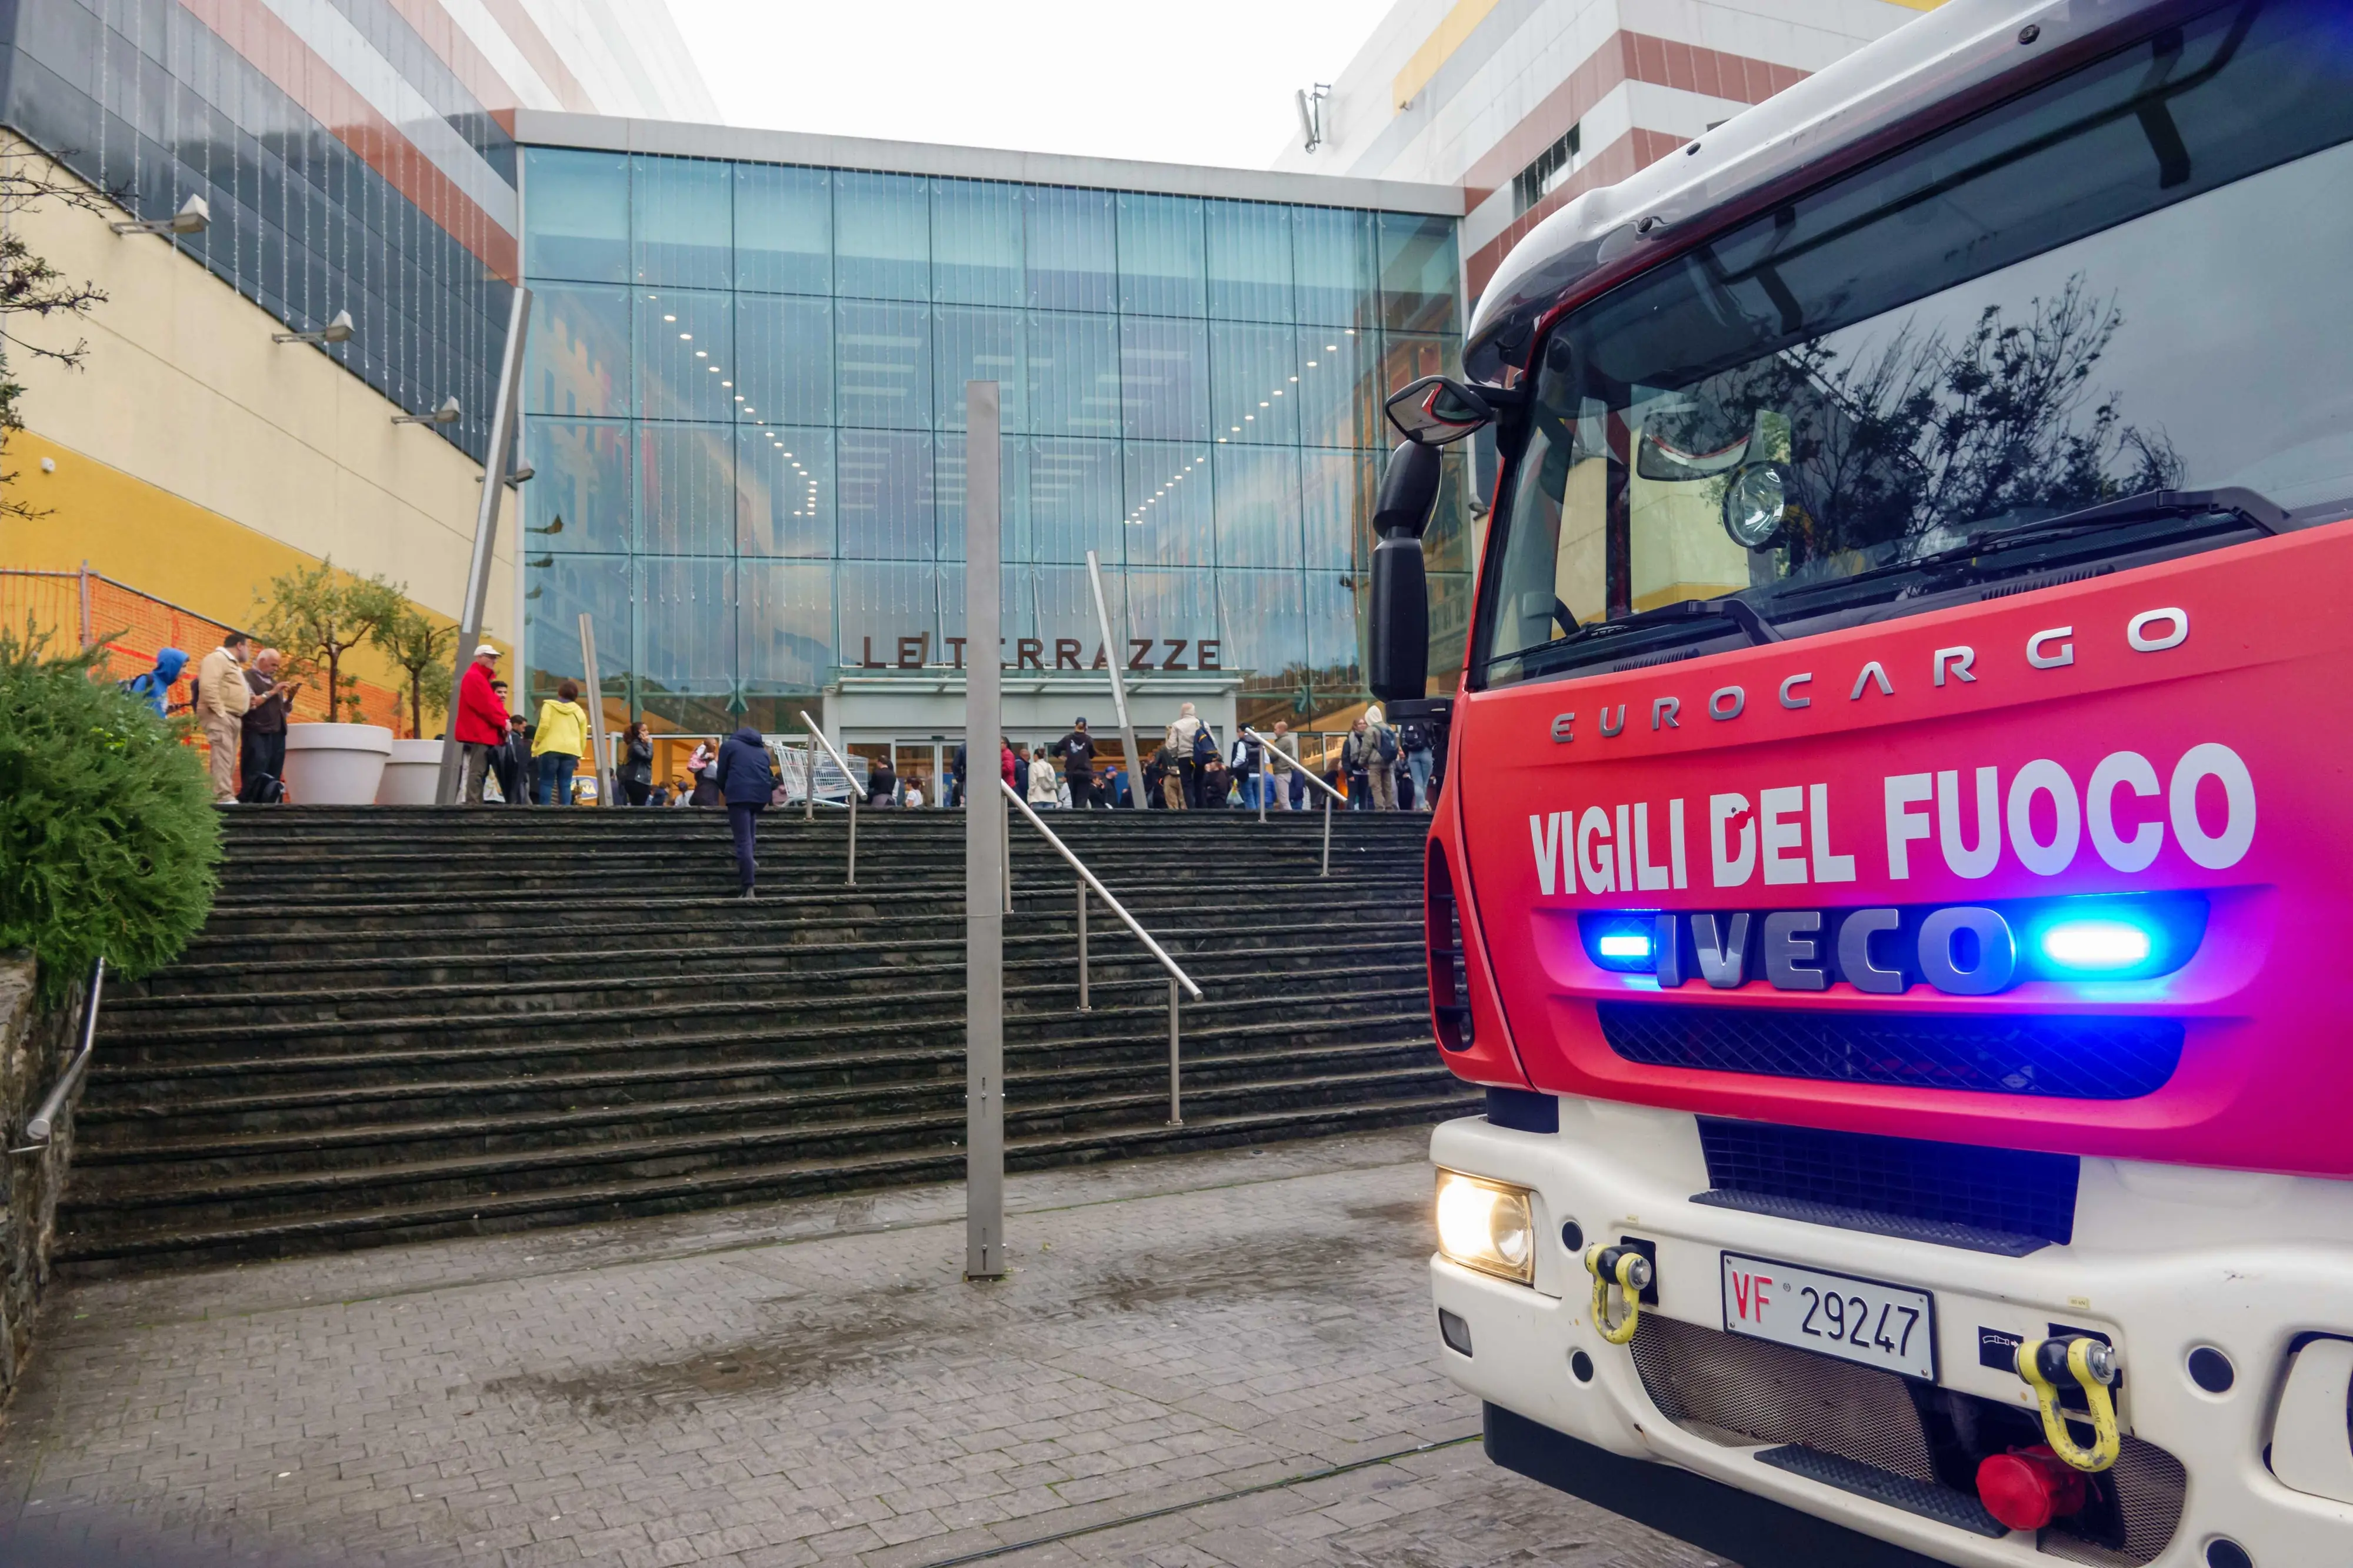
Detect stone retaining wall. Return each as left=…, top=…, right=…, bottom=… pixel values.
left=0, top=953, right=87, bottom=1411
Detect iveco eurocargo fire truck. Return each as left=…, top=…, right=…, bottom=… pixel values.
left=1358, top=2, right=2353, bottom=1564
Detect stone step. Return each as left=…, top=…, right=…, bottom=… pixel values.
left=54, top=1089, right=1475, bottom=1273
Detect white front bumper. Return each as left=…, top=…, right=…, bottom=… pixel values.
left=1428, top=1097, right=2353, bottom=1567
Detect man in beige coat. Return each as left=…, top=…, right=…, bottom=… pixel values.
left=196, top=632, right=254, bottom=803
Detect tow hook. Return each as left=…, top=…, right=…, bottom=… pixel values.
left=1583, top=1243, right=1652, bottom=1346
left=2015, top=1335, right=2122, bottom=1472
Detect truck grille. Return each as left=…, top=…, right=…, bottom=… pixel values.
left=1596, top=1001, right=2181, bottom=1100
left=1697, top=1116, right=2078, bottom=1249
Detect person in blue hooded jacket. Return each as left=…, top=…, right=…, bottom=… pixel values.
left=714, top=725, right=780, bottom=899
left=124, top=648, right=189, bottom=718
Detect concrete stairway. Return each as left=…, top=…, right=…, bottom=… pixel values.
left=59, top=805, right=1467, bottom=1271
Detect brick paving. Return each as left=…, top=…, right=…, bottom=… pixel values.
left=0, top=1129, right=1728, bottom=1568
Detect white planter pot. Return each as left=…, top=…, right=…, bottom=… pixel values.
left=375, top=738, right=448, bottom=805
left=281, top=723, right=394, bottom=806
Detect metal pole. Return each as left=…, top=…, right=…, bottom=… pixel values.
left=1322, top=793, right=1332, bottom=877
left=797, top=712, right=862, bottom=886
left=1257, top=758, right=1267, bottom=822
left=802, top=737, right=814, bottom=822
left=847, top=775, right=858, bottom=885
left=1076, top=877, right=1089, bottom=1012
left=1167, top=979, right=1182, bottom=1126
left=964, top=381, right=1006, bottom=1282
left=1084, top=549, right=1144, bottom=807
left=435, top=285, right=531, bottom=805
left=76, top=561, right=91, bottom=648
left=577, top=613, right=612, bottom=807
left=1001, top=783, right=1013, bottom=915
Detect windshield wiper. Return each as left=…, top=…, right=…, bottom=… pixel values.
left=1766, top=486, right=2286, bottom=609
left=1505, top=593, right=1782, bottom=678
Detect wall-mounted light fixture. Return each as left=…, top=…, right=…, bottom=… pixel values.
left=273, top=308, right=354, bottom=346
left=1296, top=85, right=1330, bottom=154
left=478, top=465, right=536, bottom=485
left=526, top=515, right=564, bottom=536
left=392, top=395, right=461, bottom=426
left=112, top=194, right=210, bottom=236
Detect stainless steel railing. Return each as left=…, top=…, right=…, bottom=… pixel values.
left=999, top=779, right=1203, bottom=1124
left=797, top=713, right=860, bottom=885
left=11, top=959, right=104, bottom=1155
left=1243, top=729, right=1348, bottom=876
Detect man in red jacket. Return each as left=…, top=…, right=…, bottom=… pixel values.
left=454, top=643, right=511, bottom=802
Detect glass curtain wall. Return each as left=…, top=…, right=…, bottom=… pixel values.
left=521, top=148, right=1464, bottom=732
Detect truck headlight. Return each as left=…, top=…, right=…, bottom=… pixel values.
left=1435, top=1170, right=1535, bottom=1285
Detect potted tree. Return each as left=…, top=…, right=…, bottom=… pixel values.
left=370, top=603, right=456, bottom=804
left=254, top=560, right=401, bottom=805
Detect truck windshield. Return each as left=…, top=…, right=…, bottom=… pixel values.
left=1478, top=0, right=2353, bottom=687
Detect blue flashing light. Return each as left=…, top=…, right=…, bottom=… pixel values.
left=1597, top=932, right=1654, bottom=961
left=1579, top=913, right=1662, bottom=973
left=2038, top=917, right=2155, bottom=975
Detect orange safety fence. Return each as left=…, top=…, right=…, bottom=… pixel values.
left=1, top=567, right=405, bottom=763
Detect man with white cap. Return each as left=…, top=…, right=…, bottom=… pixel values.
left=452, top=642, right=511, bottom=803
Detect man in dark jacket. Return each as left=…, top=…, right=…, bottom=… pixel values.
left=716, top=726, right=779, bottom=898
left=1056, top=718, right=1097, bottom=808
left=239, top=648, right=296, bottom=800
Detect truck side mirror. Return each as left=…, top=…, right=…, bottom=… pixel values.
left=1384, top=375, right=1494, bottom=446
left=1368, top=440, right=1441, bottom=703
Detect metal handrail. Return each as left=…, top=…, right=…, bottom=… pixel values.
left=999, top=779, right=1202, bottom=1123
left=797, top=713, right=858, bottom=885
left=1243, top=729, right=1345, bottom=876
left=12, top=959, right=104, bottom=1155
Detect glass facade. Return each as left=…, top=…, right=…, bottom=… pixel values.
left=520, top=148, right=1468, bottom=733
left=0, top=0, right=516, bottom=462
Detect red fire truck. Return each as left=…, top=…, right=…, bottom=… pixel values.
left=1365, top=2, right=2353, bottom=1564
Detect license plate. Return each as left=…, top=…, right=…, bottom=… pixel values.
left=1721, top=1253, right=1937, bottom=1382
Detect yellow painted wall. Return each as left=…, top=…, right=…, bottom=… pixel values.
left=1395, top=0, right=1504, bottom=110
left=0, top=138, right=516, bottom=691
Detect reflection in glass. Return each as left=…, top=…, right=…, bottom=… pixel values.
left=1379, top=332, right=1461, bottom=419
left=635, top=288, right=734, bottom=422
left=1428, top=570, right=1472, bottom=694
left=836, top=299, right=932, bottom=429
left=526, top=283, right=628, bottom=418
left=1118, top=193, right=1205, bottom=318
left=934, top=307, right=1025, bottom=433
left=1213, top=445, right=1304, bottom=568
left=1028, top=186, right=1116, bottom=313
left=737, top=559, right=833, bottom=691
left=636, top=425, right=734, bottom=555
left=1293, top=206, right=1375, bottom=328
left=933, top=179, right=1024, bottom=306
left=734, top=294, right=832, bottom=425
left=524, top=148, right=627, bottom=283
left=734, top=163, right=830, bottom=295
left=1210, top=321, right=1299, bottom=445
left=1304, top=568, right=1362, bottom=699
left=1378, top=212, right=1460, bottom=334
left=1207, top=201, right=1295, bottom=323
left=1217, top=568, right=1307, bottom=686
left=1294, top=325, right=1372, bottom=449
left=1123, top=568, right=1219, bottom=662
left=638, top=555, right=736, bottom=712
left=524, top=552, right=632, bottom=694
left=527, top=421, right=631, bottom=554
left=1026, top=438, right=1122, bottom=565
left=1119, top=316, right=1209, bottom=442
left=633, top=156, right=731, bottom=289
left=1123, top=441, right=1213, bottom=566
left=835, top=171, right=929, bottom=299
left=1027, top=311, right=1121, bottom=438
left=836, top=429, right=936, bottom=559
left=937, top=561, right=1026, bottom=650
left=841, top=561, right=940, bottom=663
left=1299, top=449, right=1371, bottom=570
left=736, top=425, right=832, bottom=558
left=1028, top=565, right=1116, bottom=665
left=934, top=429, right=1026, bottom=563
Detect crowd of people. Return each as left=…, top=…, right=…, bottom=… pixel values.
left=130, top=636, right=1438, bottom=816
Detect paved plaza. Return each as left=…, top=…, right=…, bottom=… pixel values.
left=0, top=1130, right=1727, bottom=1568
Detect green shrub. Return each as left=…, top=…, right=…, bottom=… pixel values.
left=0, top=625, right=221, bottom=1005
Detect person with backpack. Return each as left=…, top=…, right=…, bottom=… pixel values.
left=124, top=647, right=189, bottom=719
left=1341, top=716, right=1376, bottom=810
left=1229, top=728, right=1264, bottom=810
left=715, top=725, right=781, bottom=899
left=1027, top=744, right=1061, bottom=809
left=1400, top=715, right=1435, bottom=812
left=1362, top=705, right=1400, bottom=811
left=1165, top=702, right=1208, bottom=809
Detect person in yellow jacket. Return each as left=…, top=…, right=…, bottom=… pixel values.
left=530, top=679, right=590, bottom=806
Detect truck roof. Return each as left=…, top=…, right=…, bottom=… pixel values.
left=1464, top=0, right=2177, bottom=383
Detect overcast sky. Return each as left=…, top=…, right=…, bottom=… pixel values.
left=668, top=0, right=1390, bottom=170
